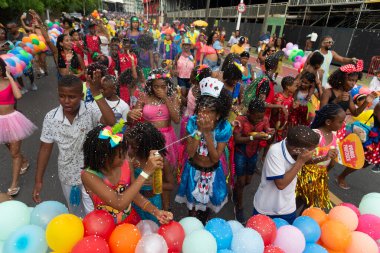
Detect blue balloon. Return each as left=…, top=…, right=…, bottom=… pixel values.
left=218, top=250, right=234, bottom=253
left=293, top=216, right=321, bottom=243
left=15, top=54, right=29, bottom=65
left=303, top=243, right=328, bottom=253
left=231, top=228, right=264, bottom=253
left=273, top=218, right=289, bottom=229
left=30, top=201, right=68, bottom=229
left=3, top=225, right=47, bottom=253
left=205, top=218, right=233, bottom=250
left=4, top=58, right=16, bottom=67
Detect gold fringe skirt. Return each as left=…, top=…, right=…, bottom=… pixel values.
left=296, top=164, right=332, bottom=209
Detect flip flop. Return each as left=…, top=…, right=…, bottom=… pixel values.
left=7, top=187, right=20, bottom=196
left=335, top=178, right=351, bottom=190
left=20, top=162, right=30, bottom=175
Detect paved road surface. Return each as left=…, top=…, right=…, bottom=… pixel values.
left=1, top=56, right=379, bottom=221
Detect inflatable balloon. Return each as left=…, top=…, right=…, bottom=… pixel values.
left=46, top=214, right=84, bottom=253
left=218, top=250, right=234, bottom=253
left=294, top=62, right=302, bottom=70
left=205, top=218, right=233, bottom=250
left=273, top=225, right=305, bottom=253
left=320, top=220, right=351, bottom=251
left=295, top=55, right=302, bottom=62
left=328, top=206, right=358, bottom=231
left=293, top=216, right=321, bottom=243
left=356, top=214, right=380, bottom=240
left=0, top=201, right=30, bottom=241
left=137, top=220, right=159, bottom=236
left=345, top=231, right=378, bottom=253
left=135, top=233, right=168, bottom=253
left=231, top=228, right=264, bottom=253
left=359, top=192, right=380, bottom=217
left=179, top=217, right=204, bottom=235
left=83, top=210, right=115, bottom=240
left=273, top=218, right=289, bottom=229
left=71, top=235, right=110, bottom=253
left=286, top=42, right=294, bottom=50
left=303, top=243, right=328, bottom=253
left=157, top=221, right=185, bottom=253
left=302, top=207, right=328, bottom=226
left=339, top=203, right=360, bottom=217
left=264, top=245, right=285, bottom=253
left=182, top=229, right=217, bottom=253
left=246, top=214, right=277, bottom=246
left=227, top=220, right=244, bottom=234
left=3, top=225, right=47, bottom=253
left=109, top=223, right=141, bottom=253
left=30, top=201, right=68, bottom=229
left=292, top=44, right=299, bottom=50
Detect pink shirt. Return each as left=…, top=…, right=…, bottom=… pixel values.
left=184, top=87, right=196, bottom=117
left=177, top=54, right=194, bottom=79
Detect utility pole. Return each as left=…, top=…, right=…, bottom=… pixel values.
left=205, top=0, right=211, bottom=24
left=236, top=0, right=244, bottom=31
left=261, top=0, right=272, bottom=35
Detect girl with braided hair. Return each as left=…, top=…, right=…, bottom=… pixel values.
left=296, top=104, right=344, bottom=210
left=81, top=124, right=173, bottom=225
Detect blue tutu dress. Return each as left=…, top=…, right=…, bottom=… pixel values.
left=175, top=115, right=232, bottom=212
left=132, top=167, right=162, bottom=223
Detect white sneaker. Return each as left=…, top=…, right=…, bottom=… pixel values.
left=31, top=83, right=38, bottom=91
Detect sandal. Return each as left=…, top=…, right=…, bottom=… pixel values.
left=20, top=162, right=30, bottom=175
left=7, top=187, right=20, bottom=196
left=335, top=178, right=351, bottom=190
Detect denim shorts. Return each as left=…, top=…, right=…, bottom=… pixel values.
left=234, top=152, right=258, bottom=177
left=177, top=77, right=191, bottom=89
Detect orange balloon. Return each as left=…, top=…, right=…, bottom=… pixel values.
left=33, top=45, right=40, bottom=53
left=328, top=206, right=358, bottom=231
left=109, top=223, right=141, bottom=253
left=321, top=220, right=351, bottom=251
left=29, top=34, right=38, bottom=40
left=22, top=37, right=32, bottom=43
left=302, top=207, right=328, bottom=226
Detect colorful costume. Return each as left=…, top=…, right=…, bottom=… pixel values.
left=84, top=34, right=101, bottom=64
left=175, top=115, right=232, bottom=212
left=271, top=92, right=294, bottom=141
left=364, top=126, right=380, bottom=165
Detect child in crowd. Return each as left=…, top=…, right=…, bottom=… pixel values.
left=271, top=76, right=298, bottom=141
left=253, top=126, right=319, bottom=224
left=109, top=43, right=121, bottom=76
left=320, top=60, right=377, bottom=189
left=369, top=68, right=380, bottom=93
left=297, top=104, right=344, bottom=210
left=127, top=122, right=175, bottom=218
left=303, top=51, right=324, bottom=98
left=70, top=29, right=84, bottom=60
left=83, top=62, right=107, bottom=103
left=81, top=123, right=173, bottom=225
left=240, top=51, right=255, bottom=88
left=33, top=73, right=116, bottom=217
left=364, top=103, right=380, bottom=172
left=176, top=78, right=232, bottom=224
left=233, top=98, right=274, bottom=223
left=292, top=72, right=316, bottom=126
left=84, top=23, right=101, bottom=64
left=118, top=66, right=144, bottom=109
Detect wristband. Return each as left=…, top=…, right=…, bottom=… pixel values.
left=140, top=171, right=150, bottom=179
left=249, top=135, right=254, bottom=141
left=93, top=94, right=103, bottom=101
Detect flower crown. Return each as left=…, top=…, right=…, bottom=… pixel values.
left=148, top=73, right=171, bottom=80
left=98, top=119, right=126, bottom=148
left=199, top=77, right=224, bottom=98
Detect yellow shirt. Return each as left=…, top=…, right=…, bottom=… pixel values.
left=230, top=44, right=245, bottom=54
left=151, top=29, right=161, bottom=40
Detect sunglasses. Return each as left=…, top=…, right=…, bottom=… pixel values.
left=324, top=40, right=334, bottom=44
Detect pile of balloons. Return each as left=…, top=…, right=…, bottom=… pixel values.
left=47, top=22, right=63, bottom=46
left=282, top=42, right=307, bottom=72
left=1, top=192, right=380, bottom=253
left=0, top=46, right=33, bottom=78
left=92, top=10, right=100, bottom=19
left=21, top=34, right=48, bottom=54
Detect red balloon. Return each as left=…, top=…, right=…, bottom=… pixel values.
left=158, top=221, right=185, bottom=253
left=71, top=235, right=110, bottom=253
left=246, top=214, right=277, bottom=246
left=83, top=210, right=116, bottom=240
left=264, top=245, right=285, bottom=253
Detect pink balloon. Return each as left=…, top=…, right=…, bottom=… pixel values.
left=339, top=203, right=360, bottom=217
left=329, top=206, right=359, bottom=231
left=293, top=62, right=301, bottom=69
left=346, top=231, right=378, bottom=253
left=273, top=225, right=305, bottom=253
left=301, top=56, right=307, bottom=64
left=356, top=214, right=380, bottom=241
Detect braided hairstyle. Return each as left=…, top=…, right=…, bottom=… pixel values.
left=83, top=125, right=128, bottom=172
left=248, top=98, right=266, bottom=114
left=195, top=88, right=232, bottom=121
left=310, top=103, right=345, bottom=129
left=287, top=125, right=320, bottom=148
left=126, top=122, right=167, bottom=159
left=145, top=68, right=175, bottom=97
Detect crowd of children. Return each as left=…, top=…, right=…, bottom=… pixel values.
left=1, top=11, right=379, bottom=227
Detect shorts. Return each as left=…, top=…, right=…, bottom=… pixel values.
left=177, top=77, right=191, bottom=89
left=253, top=208, right=297, bottom=224
left=234, top=152, right=258, bottom=177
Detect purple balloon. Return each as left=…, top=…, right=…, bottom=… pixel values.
left=295, top=56, right=302, bottom=62
left=273, top=225, right=306, bottom=253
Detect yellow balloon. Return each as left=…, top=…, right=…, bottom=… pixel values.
left=46, top=214, right=84, bottom=253
left=352, top=110, right=374, bottom=126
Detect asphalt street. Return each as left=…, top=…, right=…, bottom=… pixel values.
left=1, top=56, right=379, bottom=221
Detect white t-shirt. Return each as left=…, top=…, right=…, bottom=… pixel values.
left=369, top=76, right=380, bottom=92
left=253, top=140, right=297, bottom=215
left=94, top=98, right=130, bottom=121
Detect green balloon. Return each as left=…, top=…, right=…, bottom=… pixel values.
left=0, top=201, right=30, bottom=241
left=54, top=21, right=60, bottom=25
left=31, top=38, right=40, bottom=45
left=289, top=50, right=297, bottom=62
left=47, top=22, right=53, bottom=28
left=359, top=192, right=380, bottom=217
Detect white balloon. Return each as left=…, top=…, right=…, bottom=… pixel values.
left=136, top=220, right=159, bottom=236
left=227, top=220, right=244, bottom=235
left=135, top=233, right=168, bottom=253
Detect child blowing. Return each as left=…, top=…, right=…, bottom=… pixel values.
left=33, top=73, right=116, bottom=217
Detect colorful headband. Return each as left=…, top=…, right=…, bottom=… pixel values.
left=196, top=64, right=210, bottom=81
left=233, top=61, right=245, bottom=73
left=340, top=60, right=363, bottom=73
left=148, top=73, right=171, bottom=80
left=98, top=119, right=126, bottom=148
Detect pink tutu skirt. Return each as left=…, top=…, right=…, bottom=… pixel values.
left=0, top=111, right=37, bottom=144
left=159, top=125, right=179, bottom=168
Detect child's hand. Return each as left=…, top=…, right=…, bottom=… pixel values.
left=282, top=106, right=289, bottom=120
left=128, top=109, right=142, bottom=121
left=366, top=91, right=378, bottom=103
left=293, top=101, right=300, bottom=109
left=327, top=148, right=338, bottom=160
left=267, top=128, right=275, bottom=135
left=197, top=116, right=214, bottom=133
left=155, top=89, right=168, bottom=100
left=297, top=148, right=315, bottom=164
left=5, top=66, right=12, bottom=78
left=144, top=150, right=164, bottom=175
left=32, top=182, right=43, bottom=203
left=87, top=69, right=102, bottom=93
left=155, top=210, right=174, bottom=224
left=341, top=92, right=350, bottom=101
